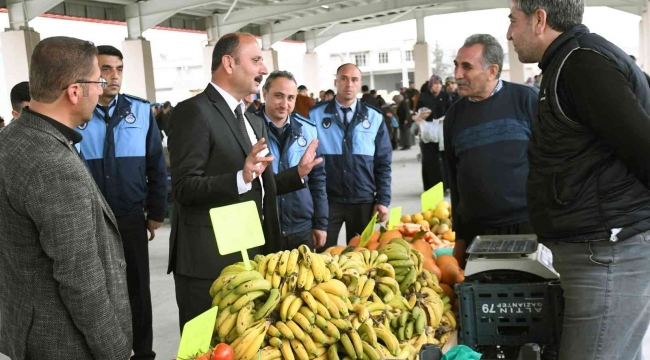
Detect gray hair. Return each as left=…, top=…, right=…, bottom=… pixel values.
left=263, top=70, right=297, bottom=92
left=516, top=0, right=583, bottom=32
left=463, top=34, right=504, bottom=79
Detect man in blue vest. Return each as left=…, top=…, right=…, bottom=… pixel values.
left=76, top=45, right=167, bottom=360
left=310, top=63, right=392, bottom=250
left=509, top=1, right=650, bottom=359
left=255, top=71, right=328, bottom=250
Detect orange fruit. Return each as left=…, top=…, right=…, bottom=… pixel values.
left=439, top=283, right=457, bottom=304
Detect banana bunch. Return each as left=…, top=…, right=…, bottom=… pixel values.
left=377, top=239, right=421, bottom=294
left=256, top=245, right=336, bottom=297
left=338, top=248, right=389, bottom=276
left=229, top=320, right=271, bottom=360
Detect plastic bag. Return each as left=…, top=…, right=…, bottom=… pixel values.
left=441, top=345, right=482, bottom=360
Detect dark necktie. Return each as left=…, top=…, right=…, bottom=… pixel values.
left=234, top=105, right=253, bottom=150
left=101, top=106, right=111, bottom=122
left=341, top=107, right=351, bottom=126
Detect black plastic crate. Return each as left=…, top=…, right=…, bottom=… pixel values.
left=456, top=281, right=564, bottom=350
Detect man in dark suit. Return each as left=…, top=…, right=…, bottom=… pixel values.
left=167, top=32, right=322, bottom=331
left=0, top=37, right=132, bottom=359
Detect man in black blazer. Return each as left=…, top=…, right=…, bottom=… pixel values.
left=167, top=32, right=322, bottom=330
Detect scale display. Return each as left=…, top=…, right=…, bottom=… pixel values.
left=465, top=234, right=559, bottom=281
left=467, top=235, right=538, bottom=255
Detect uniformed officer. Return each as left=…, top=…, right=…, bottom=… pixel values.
left=309, top=63, right=392, bottom=250
left=255, top=70, right=328, bottom=250
left=76, top=45, right=167, bottom=360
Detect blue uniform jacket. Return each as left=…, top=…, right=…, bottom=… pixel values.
left=256, top=108, right=328, bottom=235
left=76, top=94, right=168, bottom=222
left=309, top=100, right=392, bottom=206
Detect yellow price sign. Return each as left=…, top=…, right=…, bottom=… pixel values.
left=387, top=206, right=402, bottom=230
left=210, top=201, right=266, bottom=270
left=359, top=212, right=378, bottom=247
left=421, top=182, right=444, bottom=212
left=177, top=306, right=219, bottom=359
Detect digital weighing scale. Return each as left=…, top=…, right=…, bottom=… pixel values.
left=464, top=235, right=559, bottom=282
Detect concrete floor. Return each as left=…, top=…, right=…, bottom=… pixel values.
left=2, top=147, right=650, bottom=359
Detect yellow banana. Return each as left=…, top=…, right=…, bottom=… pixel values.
left=327, top=293, right=349, bottom=317
left=217, top=310, right=239, bottom=338
left=353, top=304, right=370, bottom=323
left=235, top=278, right=272, bottom=295
left=210, top=274, right=237, bottom=298
left=267, top=324, right=283, bottom=338
left=276, top=321, right=295, bottom=340
left=321, top=320, right=341, bottom=340
left=360, top=278, right=375, bottom=300
left=301, top=291, right=319, bottom=312
left=286, top=249, right=300, bottom=275
left=361, top=341, right=380, bottom=360
left=290, top=338, right=310, bottom=360
left=301, top=332, right=319, bottom=357
left=340, top=333, right=358, bottom=360
left=281, top=339, right=295, bottom=360
left=315, top=279, right=349, bottom=299
left=356, top=276, right=368, bottom=297
left=260, top=346, right=282, bottom=360
left=287, top=296, right=304, bottom=321
left=268, top=337, right=283, bottom=348
left=349, top=330, right=364, bottom=358
left=266, top=253, right=281, bottom=276
left=369, top=250, right=378, bottom=266
left=310, top=288, right=331, bottom=309
left=256, top=256, right=271, bottom=281
left=236, top=301, right=255, bottom=335
left=297, top=262, right=309, bottom=289
left=374, top=324, right=399, bottom=356
left=315, top=301, right=331, bottom=320
left=443, top=310, right=457, bottom=329
left=374, top=253, right=388, bottom=265
left=281, top=294, right=299, bottom=321
left=328, top=343, right=341, bottom=360
left=310, top=326, right=329, bottom=345
left=286, top=320, right=306, bottom=342
left=310, top=253, right=325, bottom=282
left=357, top=323, right=377, bottom=347
left=227, top=270, right=264, bottom=291
left=376, top=263, right=395, bottom=279
left=292, top=312, right=314, bottom=334
left=239, top=331, right=266, bottom=360
left=326, top=294, right=341, bottom=319
left=278, top=250, right=291, bottom=277
left=298, top=306, right=316, bottom=324
left=329, top=318, right=354, bottom=332
left=232, top=290, right=265, bottom=312
left=272, top=270, right=282, bottom=289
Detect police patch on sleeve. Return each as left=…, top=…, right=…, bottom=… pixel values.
left=78, top=123, right=87, bottom=130
left=125, top=113, right=136, bottom=124
left=322, top=117, right=331, bottom=129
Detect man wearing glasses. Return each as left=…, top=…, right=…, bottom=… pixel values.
left=75, top=45, right=166, bottom=360
left=0, top=37, right=133, bottom=359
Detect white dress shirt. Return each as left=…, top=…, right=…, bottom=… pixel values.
left=210, top=83, right=264, bottom=199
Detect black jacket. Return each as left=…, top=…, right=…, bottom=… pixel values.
left=528, top=24, right=650, bottom=243
left=167, top=85, right=304, bottom=279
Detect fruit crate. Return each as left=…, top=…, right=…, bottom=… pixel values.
left=455, top=281, right=563, bottom=353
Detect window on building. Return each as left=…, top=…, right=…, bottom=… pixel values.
left=378, top=52, right=389, bottom=64
left=405, top=50, right=413, bottom=61
left=354, top=53, right=367, bottom=67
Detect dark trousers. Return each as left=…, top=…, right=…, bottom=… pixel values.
left=174, top=274, right=214, bottom=334
left=321, top=202, right=375, bottom=251
left=421, top=142, right=448, bottom=191
left=284, top=229, right=313, bottom=251
left=117, top=212, right=155, bottom=360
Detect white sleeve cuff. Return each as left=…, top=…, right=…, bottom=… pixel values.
left=237, top=170, right=252, bottom=194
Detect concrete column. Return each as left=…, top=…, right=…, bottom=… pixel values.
left=303, top=52, right=320, bottom=94
left=1, top=28, right=40, bottom=101
left=369, top=70, right=375, bottom=90
left=121, top=38, right=156, bottom=102
left=203, top=45, right=215, bottom=82
left=507, top=41, right=526, bottom=84
left=413, top=43, right=431, bottom=91
left=639, top=5, right=650, bottom=72
left=416, top=14, right=426, bottom=43
left=262, top=49, right=279, bottom=74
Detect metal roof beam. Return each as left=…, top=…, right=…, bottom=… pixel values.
left=7, top=0, right=64, bottom=29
